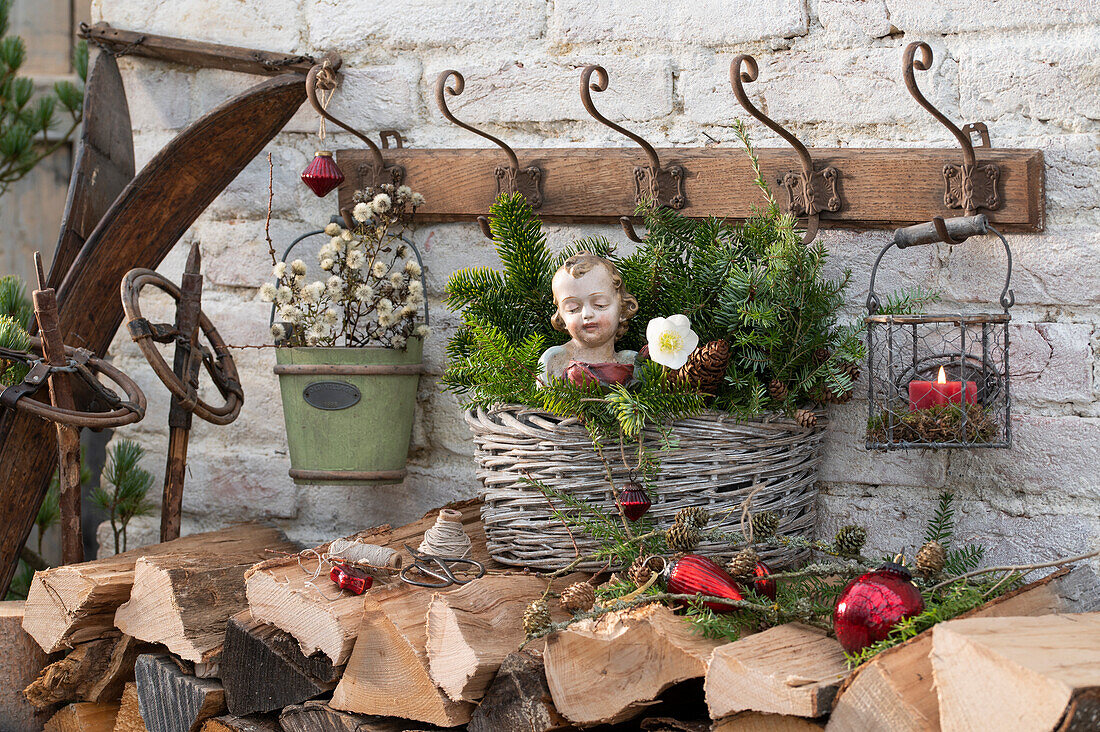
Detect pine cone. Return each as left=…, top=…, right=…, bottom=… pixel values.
left=915, top=540, right=946, bottom=578
left=841, top=360, right=861, bottom=383
left=675, top=506, right=710, bottom=529
left=834, top=525, right=868, bottom=558
left=726, top=548, right=759, bottom=579
left=559, top=582, right=596, bottom=613
left=522, top=598, right=552, bottom=638
left=794, top=408, right=818, bottom=428
left=666, top=522, right=701, bottom=553
left=751, top=511, right=780, bottom=541
left=814, top=347, right=831, bottom=364
left=820, top=386, right=853, bottom=405
left=768, top=379, right=789, bottom=401
left=675, top=339, right=731, bottom=394
left=628, top=554, right=665, bottom=586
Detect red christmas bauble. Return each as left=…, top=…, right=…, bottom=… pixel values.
left=618, top=482, right=652, bottom=522
left=666, top=554, right=744, bottom=613
left=833, top=562, right=924, bottom=654
left=330, top=562, right=373, bottom=595
left=737, top=559, right=777, bottom=600
left=301, top=150, right=345, bottom=197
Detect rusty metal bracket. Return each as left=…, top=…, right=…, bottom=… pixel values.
left=903, top=42, right=1000, bottom=216
left=306, top=58, right=405, bottom=191
left=730, top=54, right=841, bottom=244
left=580, top=64, right=685, bottom=210
left=435, top=70, right=543, bottom=209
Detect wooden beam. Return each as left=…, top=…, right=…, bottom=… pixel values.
left=0, top=71, right=306, bottom=597
left=79, top=23, right=322, bottom=77
left=336, top=147, right=1044, bottom=232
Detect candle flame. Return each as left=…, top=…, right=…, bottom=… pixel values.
left=937, top=366, right=947, bottom=384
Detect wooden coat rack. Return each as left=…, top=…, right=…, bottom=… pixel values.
left=329, top=45, right=1043, bottom=234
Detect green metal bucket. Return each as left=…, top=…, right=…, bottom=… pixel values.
left=274, top=341, right=423, bottom=485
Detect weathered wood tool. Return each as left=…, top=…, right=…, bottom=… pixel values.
left=121, top=244, right=243, bottom=541
left=0, top=254, right=147, bottom=564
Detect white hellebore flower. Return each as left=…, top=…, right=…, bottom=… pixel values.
left=646, top=314, right=699, bottom=370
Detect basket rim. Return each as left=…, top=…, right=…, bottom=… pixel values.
left=464, top=402, right=827, bottom=431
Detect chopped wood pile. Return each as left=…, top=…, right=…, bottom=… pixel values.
left=7, top=499, right=1100, bottom=732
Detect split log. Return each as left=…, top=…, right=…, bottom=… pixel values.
left=713, top=712, right=825, bottom=731
left=113, top=683, right=147, bottom=732
left=932, top=613, right=1100, bottom=732
left=467, top=650, right=571, bottom=732
left=827, top=566, right=1100, bottom=732
left=280, top=701, right=444, bottom=732
left=543, top=602, right=722, bottom=727
left=45, top=702, right=120, bottom=732
left=330, top=583, right=475, bottom=727
left=114, top=528, right=297, bottom=663
left=245, top=499, right=486, bottom=666
left=221, top=610, right=337, bottom=716
left=200, top=714, right=281, bottom=732
left=134, top=653, right=226, bottom=732
left=24, top=524, right=292, bottom=653
left=639, top=718, right=710, bottom=731
left=705, top=623, right=847, bottom=720
left=25, top=633, right=152, bottom=709
left=427, top=573, right=583, bottom=702
left=0, top=600, right=52, bottom=731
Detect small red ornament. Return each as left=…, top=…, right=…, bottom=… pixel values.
left=618, top=482, right=652, bottom=522
left=301, top=150, right=345, bottom=197
left=330, top=562, right=373, bottom=595
left=665, top=554, right=744, bottom=613
left=737, top=559, right=777, bottom=600
left=833, top=562, right=925, bottom=654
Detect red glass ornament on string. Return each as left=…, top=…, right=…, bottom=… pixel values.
left=665, top=554, right=744, bottom=613
left=737, top=559, right=777, bottom=600
left=618, top=482, right=652, bottom=522
left=301, top=150, right=345, bottom=197
left=330, top=562, right=372, bottom=595
left=833, top=562, right=925, bottom=654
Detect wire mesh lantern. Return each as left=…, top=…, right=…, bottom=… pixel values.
left=866, top=215, right=1013, bottom=450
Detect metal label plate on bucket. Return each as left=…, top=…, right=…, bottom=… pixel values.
left=303, top=381, right=361, bottom=411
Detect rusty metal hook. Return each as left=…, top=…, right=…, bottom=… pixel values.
left=902, top=42, right=1000, bottom=215
left=435, top=70, right=543, bottom=208
left=305, top=58, right=385, bottom=174
left=619, top=217, right=645, bottom=243
left=730, top=54, right=840, bottom=245
left=580, top=65, right=685, bottom=209
left=477, top=216, right=493, bottom=241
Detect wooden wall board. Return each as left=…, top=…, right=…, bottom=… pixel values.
left=336, top=147, right=1044, bottom=232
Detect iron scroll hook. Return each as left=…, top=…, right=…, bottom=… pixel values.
left=902, top=42, right=1000, bottom=216
left=580, top=64, right=686, bottom=211
left=305, top=58, right=404, bottom=190
left=729, top=54, right=841, bottom=245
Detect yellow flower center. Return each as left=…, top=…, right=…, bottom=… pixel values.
left=658, top=331, right=683, bottom=353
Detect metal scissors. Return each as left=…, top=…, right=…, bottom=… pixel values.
left=399, top=544, right=486, bottom=588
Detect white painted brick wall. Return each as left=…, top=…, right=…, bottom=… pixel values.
left=90, top=0, right=1100, bottom=563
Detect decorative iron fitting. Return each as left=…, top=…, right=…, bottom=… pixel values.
left=780, top=166, right=842, bottom=219
left=496, top=163, right=544, bottom=208
left=355, top=160, right=405, bottom=191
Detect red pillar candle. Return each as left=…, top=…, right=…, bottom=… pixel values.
left=908, top=366, right=977, bottom=411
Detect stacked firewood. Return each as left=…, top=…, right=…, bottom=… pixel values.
left=7, top=500, right=1100, bottom=732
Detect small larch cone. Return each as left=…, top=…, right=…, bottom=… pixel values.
left=675, top=339, right=731, bottom=394
left=834, top=525, right=868, bottom=558
left=522, top=598, right=552, bottom=638
left=559, top=582, right=596, bottom=613
left=794, top=408, right=817, bottom=428
left=768, top=379, right=789, bottom=401
left=916, top=540, right=946, bottom=578
left=726, top=548, right=759, bottom=579
left=751, top=511, right=780, bottom=540
left=628, top=554, right=665, bottom=586
left=666, top=522, right=701, bottom=553
left=675, top=506, right=710, bottom=529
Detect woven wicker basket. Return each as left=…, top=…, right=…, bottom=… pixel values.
left=465, top=404, right=827, bottom=571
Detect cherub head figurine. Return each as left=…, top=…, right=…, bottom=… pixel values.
left=538, top=252, right=639, bottom=385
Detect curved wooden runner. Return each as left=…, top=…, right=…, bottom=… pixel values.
left=0, top=73, right=306, bottom=594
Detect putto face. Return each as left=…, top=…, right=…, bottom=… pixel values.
left=553, top=265, right=622, bottom=350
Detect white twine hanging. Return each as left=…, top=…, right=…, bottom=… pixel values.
left=418, top=509, right=472, bottom=558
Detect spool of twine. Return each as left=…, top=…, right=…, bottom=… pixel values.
left=418, top=509, right=472, bottom=558
left=327, top=538, right=403, bottom=569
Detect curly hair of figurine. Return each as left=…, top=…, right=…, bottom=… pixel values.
left=550, top=252, right=639, bottom=338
